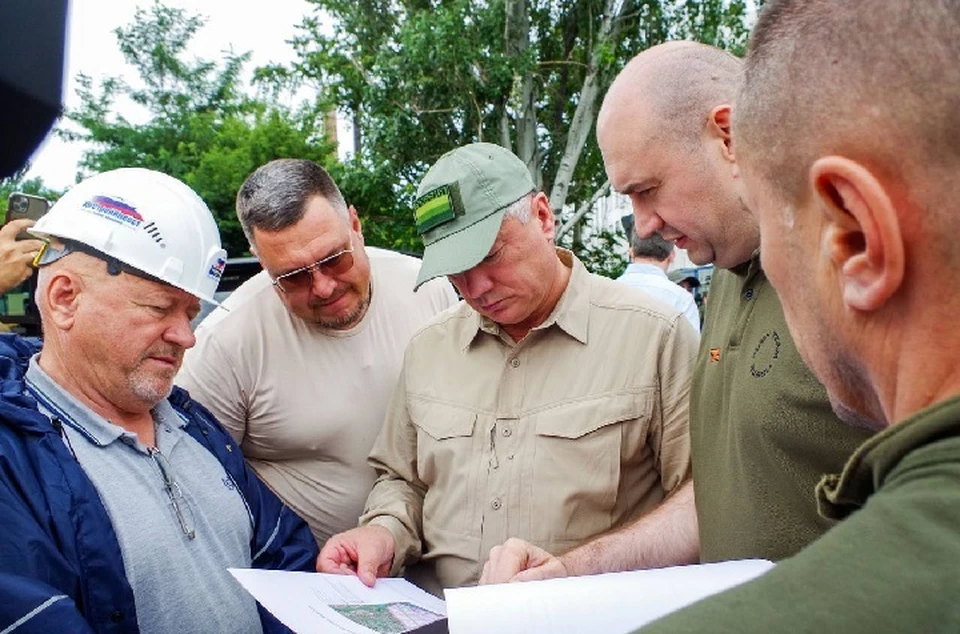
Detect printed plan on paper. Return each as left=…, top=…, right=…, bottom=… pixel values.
left=228, top=569, right=446, bottom=634
left=231, top=560, right=773, bottom=634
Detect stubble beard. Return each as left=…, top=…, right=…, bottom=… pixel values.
left=314, top=282, right=372, bottom=330
left=127, top=347, right=184, bottom=406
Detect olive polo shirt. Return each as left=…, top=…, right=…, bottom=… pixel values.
left=692, top=253, right=873, bottom=561
left=360, top=249, right=698, bottom=594
left=640, top=395, right=960, bottom=632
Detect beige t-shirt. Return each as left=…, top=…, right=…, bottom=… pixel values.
left=361, top=250, right=697, bottom=593
left=177, top=247, right=458, bottom=545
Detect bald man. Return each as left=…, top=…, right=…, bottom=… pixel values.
left=639, top=0, right=960, bottom=630
left=480, top=41, right=873, bottom=584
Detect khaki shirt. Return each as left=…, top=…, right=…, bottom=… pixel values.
left=360, top=250, right=697, bottom=592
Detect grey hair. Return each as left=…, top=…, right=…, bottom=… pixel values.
left=502, top=193, right=533, bottom=223
left=236, top=159, right=349, bottom=245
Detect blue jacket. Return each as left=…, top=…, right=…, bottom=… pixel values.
left=0, top=334, right=318, bottom=633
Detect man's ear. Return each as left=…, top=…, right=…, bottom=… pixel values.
left=43, top=271, right=84, bottom=331
left=348, top=205, right=365, bottom=244
left=707, top=104, right=735, bottom=165
left=810, top=156, right=905, bottom=312
left=533, top=193, right=557, bottom=242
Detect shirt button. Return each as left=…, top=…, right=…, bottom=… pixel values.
left=744, top=288, right=754, bottom=300
left=491, top=498, right=502, bottom=510
left=502, top=428, right=512, bottom=437
left=509, top=357, right=520, bottom=368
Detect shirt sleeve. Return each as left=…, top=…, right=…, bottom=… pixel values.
left=177, top=327, right=248, bottom=445
left=0, top=573, right=96, bottom=634
left=638, top=439, right=960, bottom=632
left=652, top=312, right=697, bottom=494
left=358, top=364, right=427, bottom=575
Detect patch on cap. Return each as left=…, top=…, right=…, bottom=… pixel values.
left=413, top=183, right=465, bottom=235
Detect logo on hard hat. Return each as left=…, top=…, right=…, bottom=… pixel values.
left=208, top=257, right=226, bottom=280
left=82, top=195, right=144, bottom=228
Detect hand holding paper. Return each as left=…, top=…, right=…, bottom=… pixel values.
left=480, top=538, right=569, bottom=584
left=317, top=525, right=396, bottom=587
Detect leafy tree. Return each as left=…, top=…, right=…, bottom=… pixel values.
left=277, top=0, right=754, bottom=274
left=63, top=3, right=336, bottom=257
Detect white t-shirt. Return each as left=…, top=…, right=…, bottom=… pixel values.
left=617, top=263, right=701, bottom=334
left=177, top=247, right=458, bottom=545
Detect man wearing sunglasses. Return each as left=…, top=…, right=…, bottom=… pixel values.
left=317, top=143, right=698, bottom=594
left=178, top=159, right=457, bottom=547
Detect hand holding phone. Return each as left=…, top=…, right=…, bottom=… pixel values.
left=6, top=193, right=50, bottom=224
left=0, top=219, right=47, bottom=293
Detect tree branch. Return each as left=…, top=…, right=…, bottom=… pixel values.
left=556, top=180, right=610, bottom=240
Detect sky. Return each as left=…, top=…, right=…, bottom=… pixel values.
left=24, top=0, right=315, bottom=190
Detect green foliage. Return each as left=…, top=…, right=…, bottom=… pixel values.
left=558, top=225, right=628, bottom=280
left=64, top=3, right=337, bottom=257
left=282, top=0, right=754, bottom=274
left=61, top=0, right=757, bottom=266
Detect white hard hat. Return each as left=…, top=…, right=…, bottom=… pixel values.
left=30, top=168, right=227, bottom=303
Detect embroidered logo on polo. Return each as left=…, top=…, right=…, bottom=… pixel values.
left=413, top=182, right=466, bottom=235
left=750, top=330, right=782, bottom=378
left=709, top=348, right=721, bottom=363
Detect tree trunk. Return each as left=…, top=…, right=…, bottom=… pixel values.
left=352, top=109, right=362, bottom=156
left=556, top=180, right=611, bottom=240
left=548, top=0, right=632, bottom=215
left=504, top=0, right=541, bottom=189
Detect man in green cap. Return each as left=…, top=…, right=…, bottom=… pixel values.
left=317, top=142, right=700, bottom=593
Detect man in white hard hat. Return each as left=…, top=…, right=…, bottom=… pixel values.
left=0, top=168, right=318, bottom=634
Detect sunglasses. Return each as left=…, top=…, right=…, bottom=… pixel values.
left=271, top=243, right=355, bottom=293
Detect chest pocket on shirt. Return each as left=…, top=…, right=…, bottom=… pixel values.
left=531, top=392, right=652, bottom=544
left=409, top=399, right=478, bottom=490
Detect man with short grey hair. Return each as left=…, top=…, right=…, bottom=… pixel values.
left=178, top=159, right=457, bottom=546
left=618, top=231, right=700, bottom=333
left=317, top=142, right=698, bottom=594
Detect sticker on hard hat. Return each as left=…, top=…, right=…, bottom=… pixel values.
left=82, top=196, right=144, bottom=228
left=208, top=257, right=226, bottom=280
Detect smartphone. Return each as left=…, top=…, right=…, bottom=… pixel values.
left=6, top=192, right=51, bottom=224
left=6, top=193, right=50, bottom=243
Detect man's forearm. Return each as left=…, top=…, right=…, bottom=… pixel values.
left=560, top=480, right=699, bottom=576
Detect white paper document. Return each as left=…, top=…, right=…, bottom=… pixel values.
left=444, top=559, right=774, bottom=634
left=229, top=569, right=446, bottom=634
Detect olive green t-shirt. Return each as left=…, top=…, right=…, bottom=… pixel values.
left=640, top=395, right=960, bottom=633
left=692, top=254, right=873, bottom=561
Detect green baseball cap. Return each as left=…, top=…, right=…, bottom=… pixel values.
left=412, top=143, right=535, bottom=291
